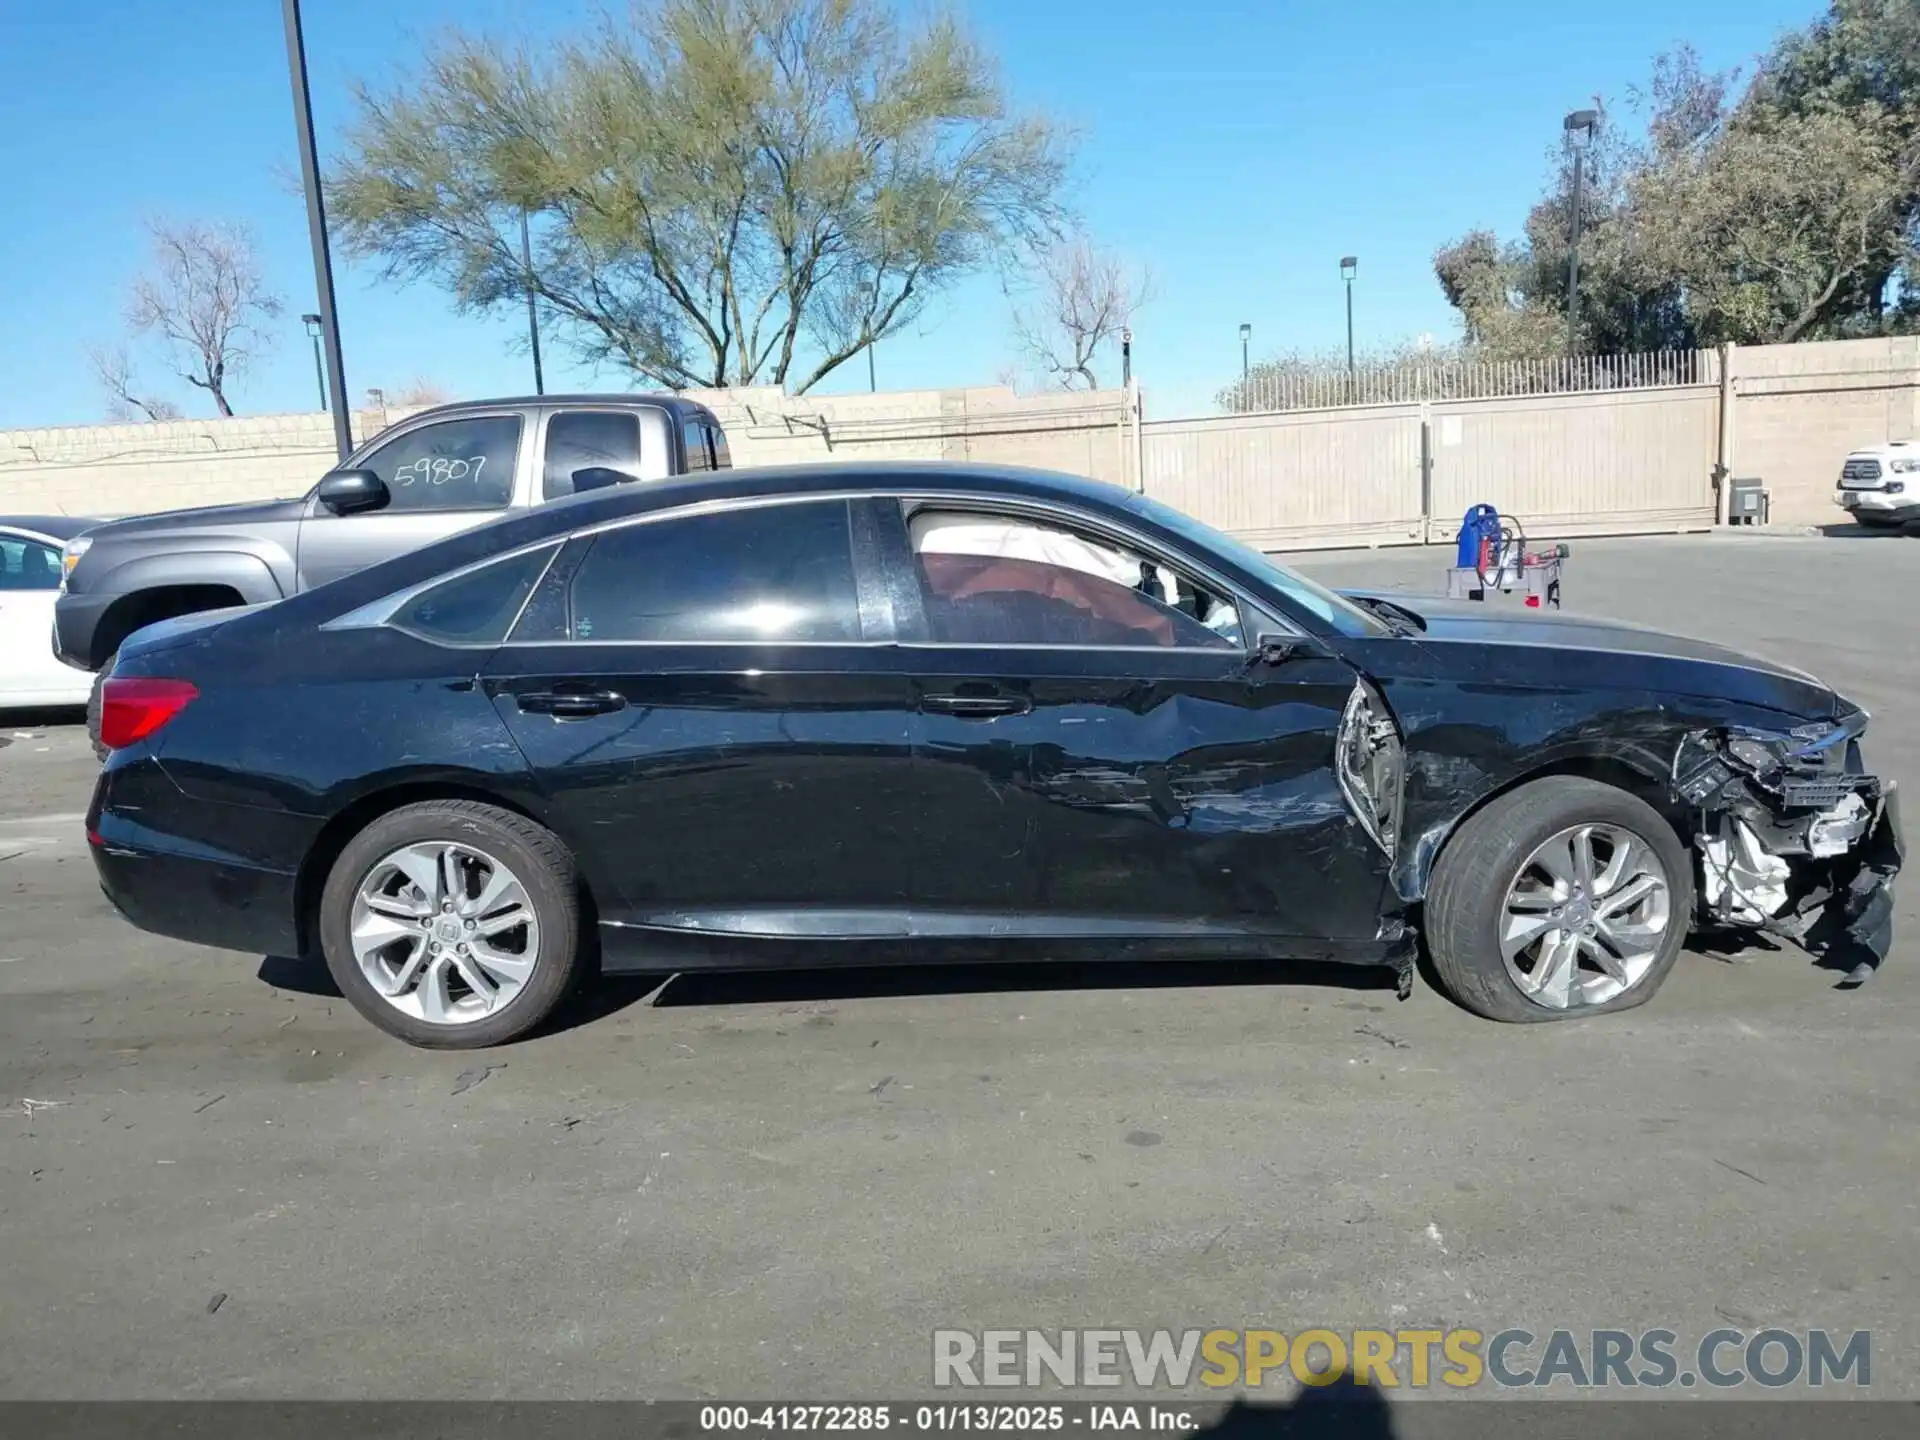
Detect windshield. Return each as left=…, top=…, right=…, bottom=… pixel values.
left=1123, top=492, right=1392, bottom=638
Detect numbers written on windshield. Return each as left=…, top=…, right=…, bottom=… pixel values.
left=393, top=455, right=489, bottom=488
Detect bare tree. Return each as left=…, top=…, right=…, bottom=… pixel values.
left=126, top=220, right=284, bottom=417
left=87, top=343, right=182, bottom=423
left=1012, top=236, right=1150, bottom=390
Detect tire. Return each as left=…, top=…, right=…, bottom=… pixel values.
left=1425, top=776, right=1694, bottom=1023
left=1855, top=513, right=1899, bottom=529
left=86, top=658, right=113, bottom=762
left=318, top=800, right=586, bottom=1048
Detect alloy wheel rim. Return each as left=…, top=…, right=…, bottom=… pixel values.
left=1500, top=822, right=1670, bottom=1010
left=349, top=841, right=540, bottom=1025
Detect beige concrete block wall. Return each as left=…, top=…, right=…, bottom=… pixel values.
left=6, top=340, right=1916, bottom=541
left=688, top=385, right=1131, bottom=483
left=0, top=387, right=1129, bottom=520
left=1730, top=337, right=1920, bottom=525
left=0, top=407, right=423, bottom=519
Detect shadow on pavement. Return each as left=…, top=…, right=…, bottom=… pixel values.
left=638, top=953, right=1400, bottom=1009
left=0, top=704, right=86, bottom=735
left=257, top=949, right=1403, bottom=1038
left=1816, top=520, right=1916, bottom=539
left=257, top=953, right=343, bottom=999
left=1201, top=1385, right=1396, bottom=1438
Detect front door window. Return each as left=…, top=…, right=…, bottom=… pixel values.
left=907, top=510, right=1245, bottom=649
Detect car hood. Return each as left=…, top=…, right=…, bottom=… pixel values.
left=91, top=496, right=308, bottom=537
left=1345, top=592, right=1841, bottom=720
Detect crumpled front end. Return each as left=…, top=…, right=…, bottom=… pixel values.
left=1673, top=707, right=1904, bottom=984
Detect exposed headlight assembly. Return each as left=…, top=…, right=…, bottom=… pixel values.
left=1673, top=712, right=1871, bottom=808
left=1888, top=457, right=1920, bottom=473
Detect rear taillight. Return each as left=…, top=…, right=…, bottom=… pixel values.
left=99, top=677, right=199, bottom=751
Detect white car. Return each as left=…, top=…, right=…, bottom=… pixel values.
left=1, top=516, right=100, bottom=709
left=1835, top=442, right=1920, bottom=529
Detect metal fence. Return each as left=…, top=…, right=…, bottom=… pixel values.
left=1218, top=349, right=1719, bottom=414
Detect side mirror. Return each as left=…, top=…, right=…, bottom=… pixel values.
left=1245, top=632, right=1313, bottom=670
left=569, top=466, right=630, bottom=494
left=316, top=469, right=390, bottom=516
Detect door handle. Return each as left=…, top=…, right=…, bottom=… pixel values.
left=517, top=688, right=628, bottom=718
left=923, top=692, right=1032, bottom=718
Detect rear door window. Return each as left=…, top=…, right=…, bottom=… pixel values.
left=543, top=411, right=644, bottom=500
left=555, top=501, right=860, bottom=644
left=708, top=423, right=733, bottom=470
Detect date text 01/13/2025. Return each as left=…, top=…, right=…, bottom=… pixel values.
left=698, top=1405, right=1201, bottom=1433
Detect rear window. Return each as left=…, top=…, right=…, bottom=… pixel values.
left=544, top=411, right=644, bottom=500
left=388, top=546, right=555, bottom=645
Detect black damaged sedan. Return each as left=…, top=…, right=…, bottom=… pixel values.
left=87, top=462, right=1902, bottom=1047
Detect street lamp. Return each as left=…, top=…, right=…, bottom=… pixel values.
left=282, top=0, right=352, bottom=458
left=301, top=313, right=326, bottom=411
left=1563, top=108, right=1599, bottom=357
left=1340, top=256, right=1358, bottom=395
left=1239, top=322, right=1251, bottom=381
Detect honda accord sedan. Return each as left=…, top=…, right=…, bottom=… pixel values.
left=86, top=462, right=1901, bottom=1047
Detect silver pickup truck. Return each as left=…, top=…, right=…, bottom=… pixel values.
left=55, top=393, right=731, bottom=678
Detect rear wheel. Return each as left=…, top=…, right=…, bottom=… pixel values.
left=1425, top=776, right=1693, bottom=1022
left=318, top=801, right=585, bottom=1048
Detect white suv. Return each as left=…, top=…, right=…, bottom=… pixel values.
left=1835, top=441, right=1920, bottom=529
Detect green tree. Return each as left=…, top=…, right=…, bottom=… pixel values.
left=1434, top=4, right=1920, bottom=356
left=329, top=0, right=1070, bottom=393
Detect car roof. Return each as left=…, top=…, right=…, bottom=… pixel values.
left=0, top=515, right=101, bottom=542
left=543, top=459, right=1139, bottom=520
left=396, top=393, right=723, bottom=425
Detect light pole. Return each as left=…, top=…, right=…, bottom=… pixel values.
left=1563, top=109, right=1599, bottom=358
left=519, top=208, right=545, bottom=395
left=1238, top=322, right=1251, bottom=381
left=1340, top=256, right=1357, bottom=397
left=282, top=0, right=351, bottom=459
left=301, top=313, right=326, bottom=411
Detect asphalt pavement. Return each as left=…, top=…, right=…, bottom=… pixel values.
left=0, top=531, right=1915, bottom=1402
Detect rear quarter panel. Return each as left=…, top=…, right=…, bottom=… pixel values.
left=120, top=627, right=542, bottom=875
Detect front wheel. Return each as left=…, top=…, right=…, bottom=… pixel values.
left=318, top=800, right=586, bottom=1048
left=1425, top=777, right=1693, bottom=1022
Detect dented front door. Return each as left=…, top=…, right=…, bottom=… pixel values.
left=908, top=646, right=1394, bottom=941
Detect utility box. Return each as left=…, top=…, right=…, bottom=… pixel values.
left=1729, top=477, right=1769, bottom=525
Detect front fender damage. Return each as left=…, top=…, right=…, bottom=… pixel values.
left=1674, top=721, right=1903, bottom=985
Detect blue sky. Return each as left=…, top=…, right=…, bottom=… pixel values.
left=0, top=0, right=1818, bottom=431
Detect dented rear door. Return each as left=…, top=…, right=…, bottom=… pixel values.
left=905, top=644, right=1394, bottom=942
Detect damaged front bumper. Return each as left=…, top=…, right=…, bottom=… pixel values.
left=1676, top=715, right=1904, bottom=985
